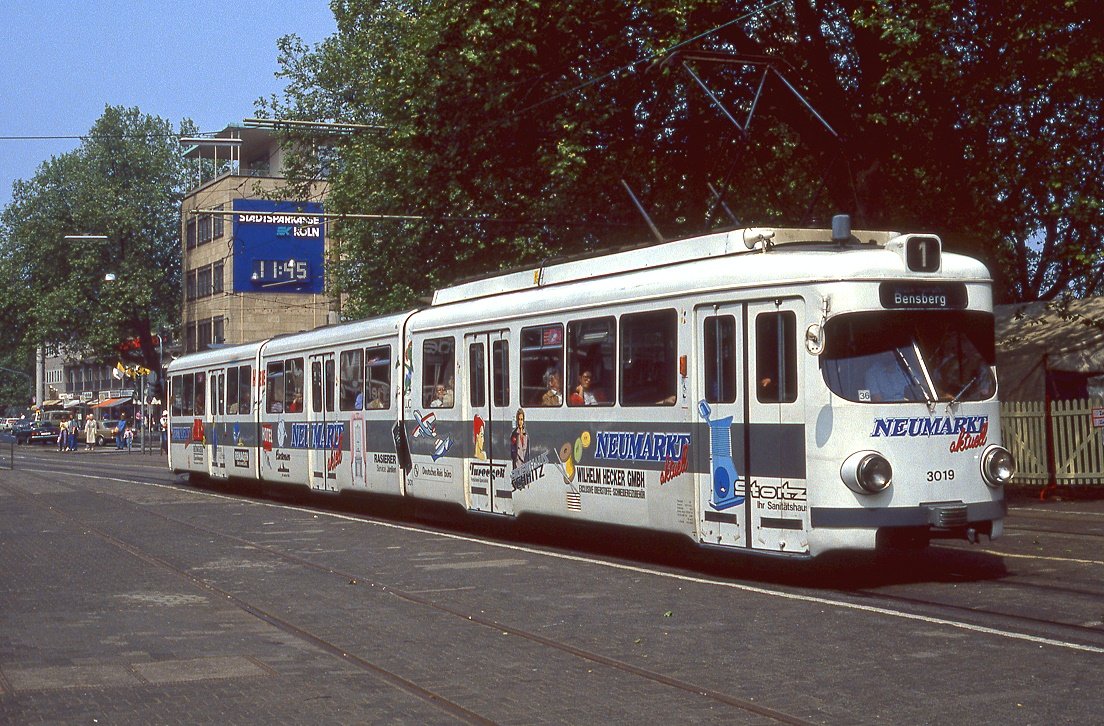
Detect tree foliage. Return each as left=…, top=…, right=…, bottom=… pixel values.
left=0, top=106, right=193, bottom=386
left=262, top=0, right=1100, bottom=312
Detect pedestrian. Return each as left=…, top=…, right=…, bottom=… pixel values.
left=57, top=416, right=67, bottom=452
left=159, top=411, right=169, bottom=455
left=84, top=413, right=97, bottom=451
left=124, top=424, right=134, bottom=451
left=115, top=413, right=127, bottom=450
left=67, top=415, right=78, bottom=451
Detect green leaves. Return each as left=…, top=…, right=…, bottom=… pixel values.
left=265, top=1, right=1100, bottom=310
left=0, top=105, right=189, bottom=374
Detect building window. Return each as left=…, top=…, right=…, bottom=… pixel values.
left=213, top=317, right=225, bottom=345
left=186, top=270, right=197, bottom=301
left=213, top=262, right=224, bottom=293
left=185, top=323, right=196, bottom=353
left=186, top=218, right=197, bottom=249
left=197, top=267, right=212, bottom=298
left=197, top=319, right=212, bottom=351
left=213, top=204, right=225, bottom=238
left=198, top=214, right=212, bottom=245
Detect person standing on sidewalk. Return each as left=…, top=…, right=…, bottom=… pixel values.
left=84, top=414, right=97, bottom=451
left=115, top=413, right=128, bottom=450
left=160, top=411, right=169, bottom=455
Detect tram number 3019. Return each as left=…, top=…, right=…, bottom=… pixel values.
left=926, top=469, right=956, bottom=482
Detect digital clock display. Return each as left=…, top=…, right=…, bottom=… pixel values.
left=252, top=259, right=310, bottom=286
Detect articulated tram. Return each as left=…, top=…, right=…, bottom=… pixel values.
left=168, top=219, right=1013, bottom=557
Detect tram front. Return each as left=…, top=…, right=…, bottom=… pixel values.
left=808, top=275, right=1013, bottom=553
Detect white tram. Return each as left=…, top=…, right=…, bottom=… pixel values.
left=168, top=219, right=1013, bottom=557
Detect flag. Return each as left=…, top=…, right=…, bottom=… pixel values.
left=112, top=363, right=125, bottom=380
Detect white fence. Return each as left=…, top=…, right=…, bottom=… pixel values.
left=1001, top=398, right=1104, bottom=486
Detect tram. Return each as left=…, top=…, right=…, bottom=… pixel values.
left=168, top=217, right=1013, bottom=557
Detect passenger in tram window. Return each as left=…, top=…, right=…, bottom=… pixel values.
left=541, top=369, right=563, bottom=406
left=366, top=385, right=386, bottom=409
left=353, top=385, right=364, bottom=410
left=569, top=370, right=604, bottom=406
left=287, top=393, right=304, bottom=412
left=430, top=383, right=453, bottom=408
left=758, top=376, right=777, bottom=401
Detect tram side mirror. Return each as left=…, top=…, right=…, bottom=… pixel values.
left=805, top=324, right=825, bottom=355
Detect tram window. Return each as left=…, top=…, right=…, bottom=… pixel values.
left=311, top=361, right=323, bottom=413
left=756, top=312, right=797, bottom=403
left=567, top=317, right=615, bottom=406
left=172, top=375, right=185, bottom=416
left=325, top=359, right=335, bottom=412
left=704, top=315, right=737, bottom=403
left=339, top=349, right=364, bottom=410
left=178, top=374, right=193, bottom=417
left=194, top=372, right=206, bottom=415
left=285, top=358, right=305, bottom=412
left=266, top=361, right=284, bottom=413
left=493, top=340, right=510, bottom=407
left=214, top=372, right=224, bottom=415
left=238, top=366, right=251, bottom=414
left=469, top=343, right=486, bottom=408
left=520, top=324, right=563, bottom=407
left=366, top=346, right=391, bottom=409
left=423, top=337, right=455, bottom=408
left=227, top=367, right=239, bottom=414
left=620, top=310, right=677, bottom=406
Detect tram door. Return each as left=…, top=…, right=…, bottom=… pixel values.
left=308, top=353, right=339, bottom=492
left=207, top=369, right=228, bottom=479
left=694, top=307, right=748, bottom=548
left=746, top=299, right=808, bottom=554
left=463, top=331, right=514, bottom=516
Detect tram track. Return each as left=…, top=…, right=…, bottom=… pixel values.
left=1, top=466, right=819, bottom=726
left=18, top=453, right=1104, bottom=659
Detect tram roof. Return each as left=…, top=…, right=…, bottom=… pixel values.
left=432, top=226, right=903, bottom=306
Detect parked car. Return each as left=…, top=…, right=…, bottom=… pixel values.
left=15, top=420, right=59, bottom=445
left=10, top=421, right=31, bottom=443
left=95, top=419, right=121, bottom=447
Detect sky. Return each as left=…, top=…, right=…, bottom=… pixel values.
left=0, top=1, right=337, bottom=208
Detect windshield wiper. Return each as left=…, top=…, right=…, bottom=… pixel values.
left=893, top=347, right=934, bottom=404
left=950, top=370, right=984, bottom=405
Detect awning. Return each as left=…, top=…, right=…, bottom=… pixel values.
left=63, top=399, right=82, bottom=408
left=41, top=399, right=62, bottom=406
left=92, top=397, right=131, bottom=409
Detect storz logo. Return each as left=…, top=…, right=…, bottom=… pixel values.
left=233, top=448, right=250, bottom=468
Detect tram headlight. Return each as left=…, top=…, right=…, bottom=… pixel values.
left=841, top=450, right=893, bottom=494
left=981, top=445, right=1015, bottom=488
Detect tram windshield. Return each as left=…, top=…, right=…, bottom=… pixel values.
left=821, top=311, right=996, bottom=403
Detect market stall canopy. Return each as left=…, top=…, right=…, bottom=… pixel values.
left=91, top=397, right=131, bottom=409
left=995, top=297, right=1104, bottom=402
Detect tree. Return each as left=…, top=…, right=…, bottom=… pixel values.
left=0, top=106, right=193, bottom=394
left=262, top=1, right=1101, bottom=312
